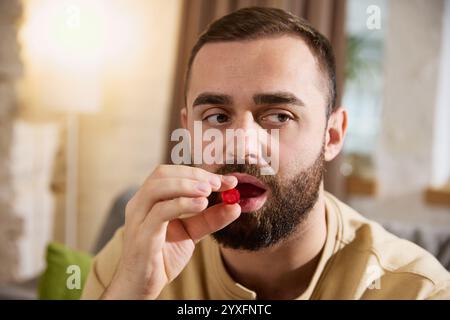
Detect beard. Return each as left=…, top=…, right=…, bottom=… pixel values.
left=208, top=147, right=325, bottom=251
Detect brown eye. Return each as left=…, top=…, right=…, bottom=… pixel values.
left=262, top=113, right=293, bottom=125
left=275, top=114, right=291, bottom=122
left=204, top=113, right=230, bottom=125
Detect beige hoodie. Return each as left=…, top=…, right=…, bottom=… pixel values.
left=81, top=192, right=450, bottom=300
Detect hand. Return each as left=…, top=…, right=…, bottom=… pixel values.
left=101, top=165, right=240, bottom=299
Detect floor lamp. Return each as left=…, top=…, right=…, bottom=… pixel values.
left=22, top=0, right=105, bottom=248
left=38, top=71, right=101, bottom=249
left=62, top=77, right=101, bottom=249
left=65, top=112, right=79, bottom=248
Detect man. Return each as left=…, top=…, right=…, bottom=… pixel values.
left=82, top=7, right=450, bottom=299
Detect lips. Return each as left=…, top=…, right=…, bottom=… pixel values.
left=228, top=173, right=269, bottom=212
left=235, top=183, right=266, bottom=198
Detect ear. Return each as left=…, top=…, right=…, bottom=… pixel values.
left=181, top=107, right=188, bottom=129
left=324, top=107, right=348, bottom=162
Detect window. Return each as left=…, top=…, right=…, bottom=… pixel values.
left=341, top=0, right=388, bottom=194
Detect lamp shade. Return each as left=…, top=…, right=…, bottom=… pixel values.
left=33, top=64, right=102, bottom=113
left=21, top=0, right=105, bottom=114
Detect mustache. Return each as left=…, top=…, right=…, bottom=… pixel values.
left=214, top=164, right=279, bottom=190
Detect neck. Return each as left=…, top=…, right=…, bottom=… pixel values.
left=219, top=188, right=327, bottom=300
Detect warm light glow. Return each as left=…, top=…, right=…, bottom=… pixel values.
left=22, top=0, right=104, bottom=64
left=20, top=0, right=143, bottom=112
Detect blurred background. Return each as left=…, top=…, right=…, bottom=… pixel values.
left=0, top=0, right=449, bottom=298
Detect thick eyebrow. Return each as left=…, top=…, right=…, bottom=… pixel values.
left=253, top=92, right=305, bottom=107
left=192, top=93, right=233, bottom=107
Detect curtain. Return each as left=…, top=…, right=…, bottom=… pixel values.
left=165, top=0, right=347, bottom=199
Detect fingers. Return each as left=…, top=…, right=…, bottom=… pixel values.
left=216, top=176, right=238, bottom=192
left=144, top=196, right=209, bottom=228
left=180, top=203, right=241, bottom=243
left=151, top=165, right=237, bottom=191
left=131, top=179, right=211, bottom=223
left=126, top=165, right=238, bottom=225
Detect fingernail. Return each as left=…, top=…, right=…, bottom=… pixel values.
left=222, top=175, right=237, bottom=184
left=196, top=182, right=210, bottom=193
left=209, top=175, right=221, bottom=188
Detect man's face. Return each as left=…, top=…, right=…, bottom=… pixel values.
left=184, top=35, right=331, bottom=250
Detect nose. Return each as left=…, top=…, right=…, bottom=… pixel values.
left=225, top=112, right=265, bottom=165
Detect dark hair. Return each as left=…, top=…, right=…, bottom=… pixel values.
left=184, top=7, right=337, bottom=117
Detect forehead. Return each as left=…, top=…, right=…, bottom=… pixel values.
left=187, top=35, right=325, bottom=106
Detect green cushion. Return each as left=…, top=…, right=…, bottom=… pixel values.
left=38, top=242, right=93, bottom=300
